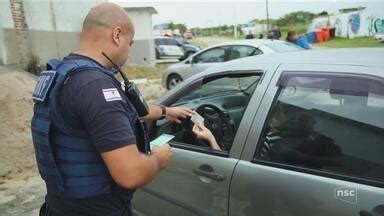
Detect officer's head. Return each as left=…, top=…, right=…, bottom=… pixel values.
left=80, top=2, right=135, bottom=67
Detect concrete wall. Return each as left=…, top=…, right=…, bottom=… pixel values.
left=0, top=1, right=14, bottom=65
left=22, top=1, right=101, bottom=65
left=1, top=1, right=156, bottom=68
left=125, top=9, right=156, bottom=66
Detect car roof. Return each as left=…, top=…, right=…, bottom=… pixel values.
left=220, top=47, right=384, bottom=67
left=235, top=48, right=384, bottom=66
left=214, top=39, right=288, bottom=47
left=195, top=48, right=384, bottom=78
left=154, top=37, right=175, bottom=40
left=161, top=48, right=384, bottom=102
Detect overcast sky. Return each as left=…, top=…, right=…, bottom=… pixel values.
left=115, top=0, right=384, bottom=28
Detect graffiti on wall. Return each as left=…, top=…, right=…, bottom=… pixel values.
left=348, top=14, right=361, bottom=34
left=367, top=16, right=384, bottom=36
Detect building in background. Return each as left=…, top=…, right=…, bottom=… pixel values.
left=0, top=1, right=157, bottom=69
left=310, top=6, right=384, bottom=38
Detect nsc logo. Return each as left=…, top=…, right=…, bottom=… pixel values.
left=334, top=187, right=357, bottom=204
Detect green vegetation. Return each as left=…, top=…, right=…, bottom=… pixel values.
left=188, top=38, right=209, bottom=48
left=191, top=25, right=243, bottom=38
left=316, top=37, right=384, bottom=48
left=169, top=22, right=187, bottom=34
left=120, top=64, right=167, bottom=80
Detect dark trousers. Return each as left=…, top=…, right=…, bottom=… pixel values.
left=39, top=202, right=132, bottom=216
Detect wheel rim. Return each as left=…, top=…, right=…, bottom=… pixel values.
left=168, top=76, right=182, bottom=89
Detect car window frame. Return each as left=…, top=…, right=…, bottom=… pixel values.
left=150, top=70, right=269, bottom=158
left=192, top=45, right=230, bottom=64
left=242, top=64, right=384, bottom=188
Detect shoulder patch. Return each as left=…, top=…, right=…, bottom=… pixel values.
left=102, top=88, right=122, bottom=102
left=32, top=71, right=57, bottom=102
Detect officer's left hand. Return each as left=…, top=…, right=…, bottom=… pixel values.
left=166, top=107, right=193, bottom=124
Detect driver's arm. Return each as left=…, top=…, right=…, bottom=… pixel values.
left=192, top=123, right=221, bottom=150
left=140, top=104, right=193, bottom=123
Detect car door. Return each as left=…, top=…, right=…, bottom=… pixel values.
left=132, top=70, right=272, bottom=216
left=229, top=64, right=384, bottom=216
left=182, top=46, right=230, bottom=78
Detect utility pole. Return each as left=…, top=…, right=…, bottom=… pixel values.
left=233, top=3, right=238, bottom=39
left=266, top=0, right=270, bottom=31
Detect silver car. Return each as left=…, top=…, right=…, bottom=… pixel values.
left=133, top=48, right=384, bottom=216
left=162, top=39, right=303, bottom=89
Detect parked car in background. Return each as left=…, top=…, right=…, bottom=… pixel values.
left=155, top=37, right=185, bottom=59
left=374, top=32, right=384, bottom=42
left=162, top=39, right=303, bottom=89
left=155, top=36, right=200, bottom=61
left=133, top=48, right=384, bottom=216
left=171, top=34, right=201, bottom=60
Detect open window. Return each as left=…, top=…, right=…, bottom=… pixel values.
left=151, top=72, right=262, bottom=153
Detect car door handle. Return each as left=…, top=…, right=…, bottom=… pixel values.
left=193, top=168, right=225, bottom=181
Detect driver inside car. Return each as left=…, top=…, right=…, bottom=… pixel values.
left=192, top=122, right=221, bottom=150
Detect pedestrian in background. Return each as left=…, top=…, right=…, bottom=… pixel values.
left=286, top=30, right=310, bottom=49
left=272, top=25, right=281, bottom=40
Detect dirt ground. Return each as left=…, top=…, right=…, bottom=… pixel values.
left=0, top=67, right=37, bottom=181
left=0, top=66, right=166, bottom=215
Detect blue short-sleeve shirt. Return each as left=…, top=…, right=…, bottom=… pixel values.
left=59, top=53, right=138, bottom=153
left=47, top=53, right=138, bottom=215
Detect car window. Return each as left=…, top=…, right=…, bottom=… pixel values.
left=265, top=42, right=303, bottom=52
left=194, top=47, right=228, bottom=63
left=254, top=72, right=384, bottom=183
left=153, top=74, right=261, bottom=153
left=155, top=38, right=179, bottom=46
left=228, top=46, right=261, bottom=60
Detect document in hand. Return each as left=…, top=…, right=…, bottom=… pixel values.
left=150, top=134, right=175, bottom=149
left=191, top=112, right=204, bottom=124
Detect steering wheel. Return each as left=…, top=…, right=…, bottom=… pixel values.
left=194, top=104, right=235, bottom=151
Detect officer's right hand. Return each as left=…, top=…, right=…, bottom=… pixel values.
left=152, top=144, right=172, bottom=169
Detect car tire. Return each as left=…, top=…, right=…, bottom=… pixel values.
left=167, top=74, right=183, bottom=90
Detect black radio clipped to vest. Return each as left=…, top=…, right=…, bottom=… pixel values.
left=102, top=52, right=149, bottom=117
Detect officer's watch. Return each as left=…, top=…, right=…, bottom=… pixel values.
left=159, top=105, right=167, bottom=120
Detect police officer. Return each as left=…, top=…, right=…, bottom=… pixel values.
left=31, top=3, right=193, bottom=215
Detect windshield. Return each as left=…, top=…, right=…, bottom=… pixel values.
left=176, top=75, right=261, bottom=104
left=155, top=38, right=179, bottom=46
left=265, top=42, right=303, bottom=52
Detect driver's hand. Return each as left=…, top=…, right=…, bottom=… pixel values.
left=192, top=123, right=221, bottom=150
left=166, top=106, right=193, bottom=123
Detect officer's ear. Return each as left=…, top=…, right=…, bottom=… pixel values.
left=112, top=26, right=123, bottom=46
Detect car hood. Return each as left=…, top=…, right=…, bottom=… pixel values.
left=166, top=60, right=190, bottom=70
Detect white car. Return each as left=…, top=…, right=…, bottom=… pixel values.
left=155, top=37, right=184, bottom=59
left=162, top=39, right=304, bottom=89
left=374, top=33, right=384, bottom=42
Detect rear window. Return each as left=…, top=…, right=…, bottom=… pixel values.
left=265, top=42, right=303, bottom=52
left=155, top=38, right=179, bottom=46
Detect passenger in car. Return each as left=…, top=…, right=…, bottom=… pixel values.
left=192, top=123, right=221, bottom=150
left=266, top=112, right=343, bottom=169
